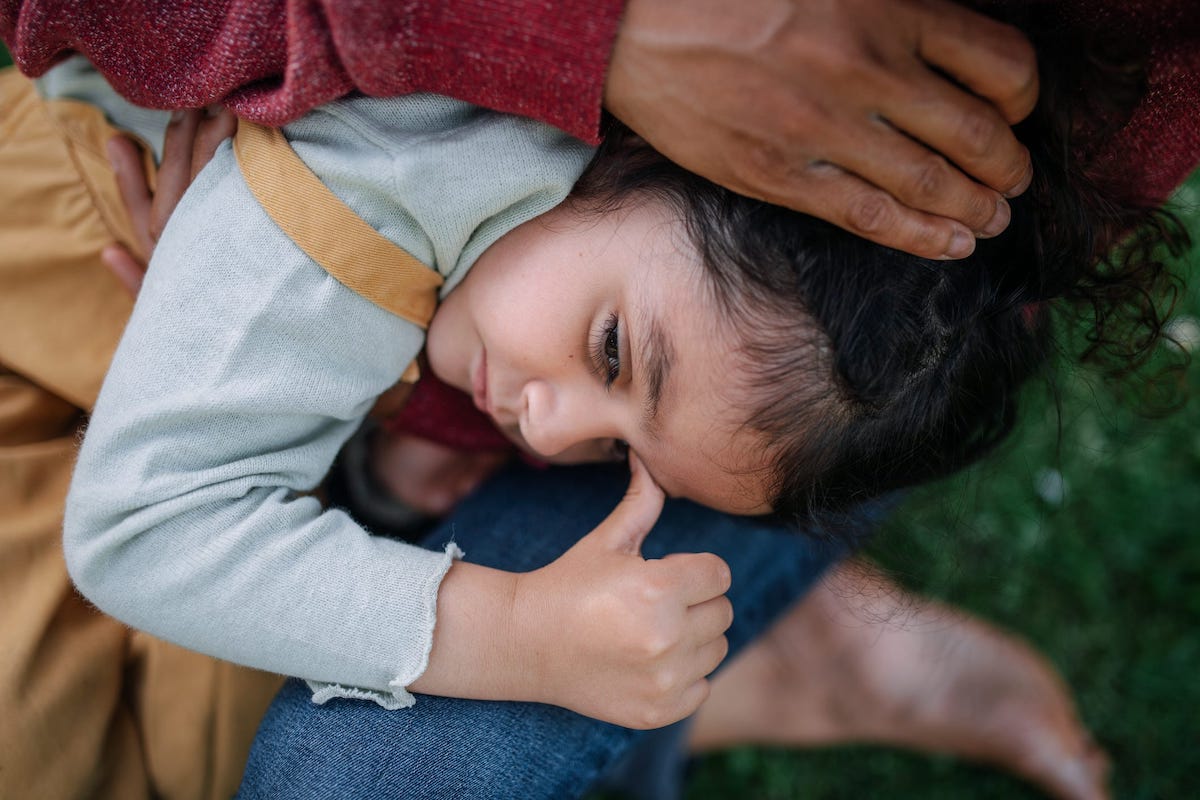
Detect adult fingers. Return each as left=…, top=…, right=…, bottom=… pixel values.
left=100, top=244, right=147, bottom=297
left=191, top=107, right=238, bottom=181
left=839, top=107, right=1013, bottom=237
left=783, top=163, right=977, bottom=260
left=589, top=451, right=666, bottom=556
left=916, top=0, right=1040, bottom=126
left=881, top=66, right=1032, bottom=200
left=106, top=135, right=154, bottom=258
left=152, top=109, right=203, bottom=241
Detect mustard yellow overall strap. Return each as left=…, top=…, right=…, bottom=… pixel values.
left=232, top=122, right=444, bottom=330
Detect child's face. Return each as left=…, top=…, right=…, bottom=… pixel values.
left=426, top=200, right=774, bottom=516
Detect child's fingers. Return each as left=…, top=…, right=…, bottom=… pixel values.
left=691, top=634, right=731, bottom=680
left=591, top=451, right=666, bottom=556
left=685, top=594, right=734, bottom=643
left=152, top=109, right=203, bottom=242
left=675, top=677, right=713, bottom=721
left=106, top=134, right=154, bottom=258
left=100, top=244, right=147, bottom=297
left=191, top=107, right=238, bottom=181
left=659, top=551, right=732, bottom=606
left=673, top=638, right=731, bottom=718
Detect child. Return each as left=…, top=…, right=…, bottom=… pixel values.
left=62, top=7, right=1189, bottom=730
left=87, top=102, right=1118, bottom=800
left=61, top=63, right=743, bottom=722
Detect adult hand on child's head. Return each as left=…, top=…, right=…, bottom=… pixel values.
left=102, top=107, right=238, bottom=296
left=604, top=0, right=1038, bottom=260
left=512, top=453, right=734, bottom=729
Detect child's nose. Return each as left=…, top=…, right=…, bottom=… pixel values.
left=519, top=379, right=609, bottom=457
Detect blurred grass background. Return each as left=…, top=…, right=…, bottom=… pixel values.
left=687, top=176, right=1200, bottom=800
left=3, top=44, right=1197, bottom=799
left=680, top=138, right=1200, bottom=800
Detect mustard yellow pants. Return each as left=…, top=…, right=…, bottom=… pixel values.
left=0, top=68, right=282, bottom=800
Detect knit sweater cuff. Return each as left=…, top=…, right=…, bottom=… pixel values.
left=306, top=541, right=466, bottom=710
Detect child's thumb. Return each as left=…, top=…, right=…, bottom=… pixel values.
left=591, top=452, right=665, bottom=557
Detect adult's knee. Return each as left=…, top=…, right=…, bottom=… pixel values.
left=240, top=679, right=637, bottom=800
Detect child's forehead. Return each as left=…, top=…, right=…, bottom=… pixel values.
left=572, top=193, right=696, bottom=260
left=627, top=291, right=773, bottom=515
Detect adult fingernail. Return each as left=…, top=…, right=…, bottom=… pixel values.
left=979, top=198, right=1011, bottom=238
left=943, top=229, right=975, bottom=260
left=1004, top=173, right=1032, bottom=198
left=1004, top=151, right=1034, bottom=198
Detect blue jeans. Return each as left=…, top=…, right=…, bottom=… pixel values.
left=240, top=463, right=865, bottom=799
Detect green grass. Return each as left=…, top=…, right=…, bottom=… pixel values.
left=5, top=39, right=1197, bottom=800
left=688, top=180, right=1200, bottom=799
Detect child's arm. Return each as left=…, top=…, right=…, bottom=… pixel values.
left=413, top=454, right=734, bottom=729
left=67, top=136, right=452, bottom=707
left=65, top=95, right=731, bottom=726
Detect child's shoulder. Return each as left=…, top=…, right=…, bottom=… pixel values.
left=283, top=94, right=503, bottom=157
left=283, top=93, right=592, bottom=173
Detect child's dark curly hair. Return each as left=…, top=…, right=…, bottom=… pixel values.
left=568, top=6, right=1189, bottom=540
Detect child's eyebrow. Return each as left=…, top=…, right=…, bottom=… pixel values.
left=635, top=309, right=675, bottom=439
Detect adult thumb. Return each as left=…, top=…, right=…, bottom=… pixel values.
left=591, top=452, right=665, bottom=556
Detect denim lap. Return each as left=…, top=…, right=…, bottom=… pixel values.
left=239, top=462, right=855, bottom=799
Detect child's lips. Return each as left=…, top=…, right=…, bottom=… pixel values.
left=472, top=351, right=489, bottom=414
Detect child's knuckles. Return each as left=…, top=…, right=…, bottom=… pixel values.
left=633, top=628, right=675, bottom=662
left=649, top=664, right=680, bottom=698
left=633, top=568, right=673, bottom=605
left=713, top=635, right=730, bottom=668
left=630, top=700, right=680, bottom=731
left=682, top=679, right=712, bottom=716
left=705, top=554, right=733, bottom=593
left=716, top=598, right=734, bottom=633
left=677, top=552, right=730, bottom=594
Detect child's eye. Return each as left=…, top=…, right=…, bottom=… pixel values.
left=595, top=312, right=621, bottom=388
left=610, top=438, right=630, bottom=461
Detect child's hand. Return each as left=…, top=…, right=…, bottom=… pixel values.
left=102, top=108, right=237, bottom=296
left=410, top=455, right=731, bottom=728
left=512, top=453, right=733, bottom=728
left=370, top=431, right=510, bottom=517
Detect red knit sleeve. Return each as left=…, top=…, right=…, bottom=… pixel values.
left=1093, top=41, right=1200, bottom=206
left=1043, top=0, right=1200, bottom=205
left=0, top=0, right=624, bottom=143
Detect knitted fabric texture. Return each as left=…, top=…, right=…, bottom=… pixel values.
left=0, top=0, right=624, bottom=143
left=2, top=1, right=1197, bottom=197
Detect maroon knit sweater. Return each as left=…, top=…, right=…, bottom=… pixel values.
left=3, top=0, right=1196, bottom=448
left=0, top=1, right=624, bottom=144
left=3, top=0, right=1197, bottom=200
left=1, top=0, right=629, bottom=447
